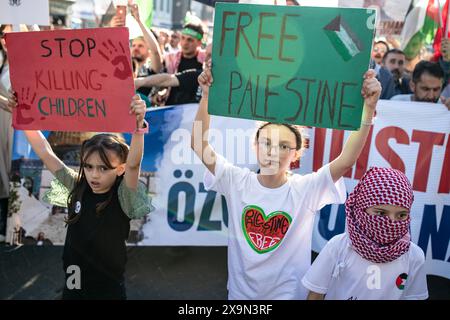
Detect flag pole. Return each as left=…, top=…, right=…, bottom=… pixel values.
left=446, top=0, right=450, bottom=38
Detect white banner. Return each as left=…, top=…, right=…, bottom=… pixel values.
left=0, top=0, right=49, bottom=26
left=142, top=104, right=259, bottom=245
left=141, top=100, right=450, bottom=280
left=8, top=100, right=449, bottom=280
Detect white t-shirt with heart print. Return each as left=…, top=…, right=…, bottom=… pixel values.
left=203, top=154, right=347, bottom=300
left=301, top=233, right=429, bottom=300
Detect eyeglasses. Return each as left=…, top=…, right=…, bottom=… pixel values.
left=257, top=140, right=297, bottom=154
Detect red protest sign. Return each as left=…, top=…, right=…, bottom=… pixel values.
left=5, top=27, right=136, bottom=132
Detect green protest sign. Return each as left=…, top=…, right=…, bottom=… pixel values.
left=209, top=3, right=376, bottom=130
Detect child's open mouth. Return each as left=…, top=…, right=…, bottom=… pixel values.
left=90, top=181, right=100, bottom=188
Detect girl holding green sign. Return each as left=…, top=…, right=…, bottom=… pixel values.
left=192, top=66, right=381, bottom=299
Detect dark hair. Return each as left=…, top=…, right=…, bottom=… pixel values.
left=412, top=60, right=444, bottom=83
left=183, top=23, right=204, bottom=38
left=255, top=123, right=302, bottom=151
left=382, top=48, right=405, bottom=63
left=0, top=24, right=10, bottom=36
left=66, top=134, right=129, bottom=225
left=374, top=40, right=389, bottom=52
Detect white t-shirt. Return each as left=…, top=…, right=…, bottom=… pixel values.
left=302, top=233, right=429, bottom=300
left=204, top=154, right=346, bottom=300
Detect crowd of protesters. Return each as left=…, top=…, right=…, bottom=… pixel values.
left=371, top=38, right=450, bottom=108
left=0, top=0, right=449, bottom=253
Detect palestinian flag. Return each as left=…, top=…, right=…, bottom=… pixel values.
left=433, top=0, right=450, bottom=60
left=395, top=273, right=408, bottom=290
left=401, top=0, right=440, bottom=59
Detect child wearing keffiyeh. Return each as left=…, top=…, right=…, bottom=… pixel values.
left=302, top=167, right=429, bottom=300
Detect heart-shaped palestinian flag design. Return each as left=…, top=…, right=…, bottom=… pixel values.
left=242, top=205, right=292, bottom=254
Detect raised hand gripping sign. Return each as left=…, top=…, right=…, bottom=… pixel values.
left=209, top=3, right=376, bottom=130
left=5, top=27, right=136, bottom=132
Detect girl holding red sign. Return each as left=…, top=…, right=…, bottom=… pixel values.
left=7, top=92, right=153, bottom=300
left=192, top=65, right=381, bottom=299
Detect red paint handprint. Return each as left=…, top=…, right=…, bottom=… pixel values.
left=16, top=88, right=35, bottom=125
left=98, top=39, right=132, bottom=80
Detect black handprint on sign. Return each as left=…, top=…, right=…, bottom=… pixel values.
left=16, top=88, right=35, bottom=125
left=98, top=39, right=132, bottom=80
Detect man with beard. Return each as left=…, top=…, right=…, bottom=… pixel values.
left=391, top=61, right=450, bottom=110
left=382, top=49, right=412, bottom=96
left=131, top=34, right=162, bottom=97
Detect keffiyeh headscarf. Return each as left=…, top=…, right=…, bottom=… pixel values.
left=346, top=167, right=414, bottom=263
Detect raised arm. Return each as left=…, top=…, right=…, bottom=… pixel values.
left=134, top=73, right=179, bottom=89
left=124, top=95, right=147, bottom=190
left=190, top=66, right=217, bottom=174
left=129, top=3, right=163, bottom=73
left=329, top=69, right=381, bottom=182
left=7, top=90, right=64, bottom=175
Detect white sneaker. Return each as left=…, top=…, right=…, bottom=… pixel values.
left=0, top=234, right=5, bottom=242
